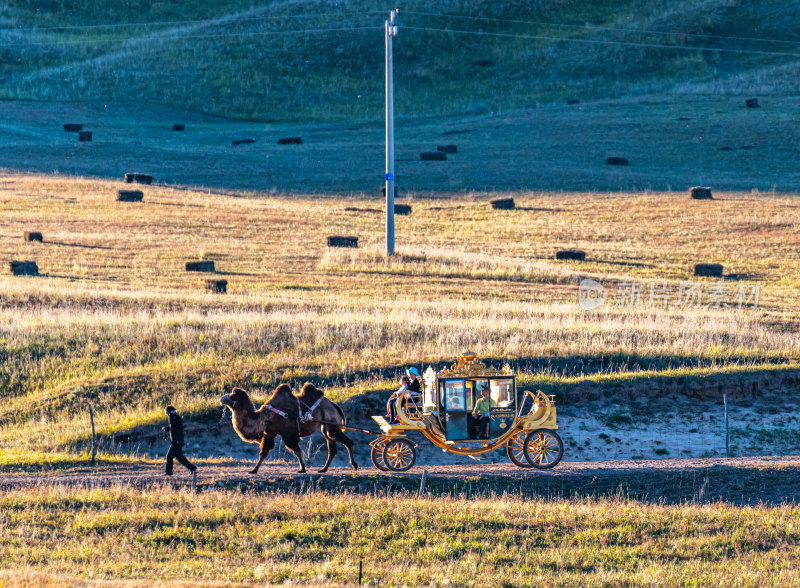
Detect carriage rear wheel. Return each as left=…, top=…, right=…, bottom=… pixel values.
left=382, top=438, right=417, bottom=472
left=506, top=431, right=532, bottom=468
left=370, top=438, right=390, bottom=471
left=523, top=429, right=564, bottom=469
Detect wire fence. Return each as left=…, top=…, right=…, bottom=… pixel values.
left=559, top=387, right=800, bottom=462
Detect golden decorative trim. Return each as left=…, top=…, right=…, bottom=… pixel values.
left=438, top=353, right=513, bottom=378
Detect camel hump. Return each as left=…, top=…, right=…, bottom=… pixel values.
left=299, top=381, right=325, bottom=401
left=262, top=383, right=299, bottom=413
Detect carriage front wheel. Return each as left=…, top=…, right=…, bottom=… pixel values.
left=522, top=429, right=563, bottom=469
left=506, top=431, right=532, bottom=468
left=382, top=438, right=417, bottom=472
left=370, top=438, right=390, bottom=471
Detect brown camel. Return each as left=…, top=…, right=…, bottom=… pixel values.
left=219, top=383, right=358, bottom=474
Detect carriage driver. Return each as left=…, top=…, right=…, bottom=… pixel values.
left=387, top=367, right=422, bottom=423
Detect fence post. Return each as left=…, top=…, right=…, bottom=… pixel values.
left=419, top=469, right=427, bottom=496
left=88, top=403, right=97, bottom=466
left=724, top=393, right=730, bottom=458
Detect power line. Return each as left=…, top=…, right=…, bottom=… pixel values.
left=7, top=10, right=384, bottom=33
left=400, top=25, right=800, bottom=59
left=1, top=25, right=383, bottom=48
left=403, top=10, right=800, bottom=48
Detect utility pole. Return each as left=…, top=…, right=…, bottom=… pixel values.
left=385, top=8, right=398, bottom=256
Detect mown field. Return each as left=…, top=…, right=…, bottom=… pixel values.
left=1, top=170, right=799, bottom=585
left=1, top=172, right=798, bottom=460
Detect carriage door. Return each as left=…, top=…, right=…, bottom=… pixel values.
left=489, top=378, right=515, bottom=438
left=443, top=380, right=468, bottom=440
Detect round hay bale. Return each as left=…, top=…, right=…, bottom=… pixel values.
left=746, top=98, right=760, bottom=108
left=394, top=204, right=412, bottom=215
left=606, top=157, right=628, bottom=166
left=327, top=236, right=358, bottom=248
left=420, top=152, right=446, bottom=161
left=277, top=137, right=302, bottom=144
left=567, top=99, right=581, bottom=105
left=185, top=260, right=215, bottom=272
left=380, top=185, right=399, bottom=198
left=437, top=145, right=457, bottom=153
left=117, top=190, right=143, bottom=202
left=689, top=186, right=713, bottom=200
left=206, top=279, right=227, bottom=294
left=556, top=250, right=586, bottom=261
left=232, top=139, right=256, bottom=146
left=173, top=123, right=185, bottom=131
left=24, top=232, right=43, bottom=243
left=694, top=263, right=723, bottom=277
left=124, top=173, right=154, bottom=184
left=10, top=260, right=38, bottom=276
left=490, top=198, right=515, bottom=210
left=78, top=131, right=92, bottom=142
left=63, top=124, right=83, bottom=132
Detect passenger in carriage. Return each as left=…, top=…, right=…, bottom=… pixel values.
left=387, top=367, right=422, bottom=423
left=471, top=383, right=495, bottom=439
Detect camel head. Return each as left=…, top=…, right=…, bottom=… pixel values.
left=220, top=387, right=254, bottom=412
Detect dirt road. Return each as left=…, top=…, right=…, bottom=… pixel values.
left=2, top=456, right=798, bottom=505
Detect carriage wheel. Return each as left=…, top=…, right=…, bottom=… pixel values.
left=382, top=438, right=417, bottom=472
left=523, top=429, right=563, bottom=469
left=506, top=431, right=532, bottom=468
left=370, top=438, right=390, bottom=471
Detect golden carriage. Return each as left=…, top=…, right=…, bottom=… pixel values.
left=369, top=352, right=563, bottom=471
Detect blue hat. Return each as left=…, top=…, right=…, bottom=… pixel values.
left=406, top=367, right=419, bottom=377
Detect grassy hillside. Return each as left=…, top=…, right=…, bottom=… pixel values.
left=1, top=173, right=798, bottom=462
left=3, top=0, right=800, bottom=121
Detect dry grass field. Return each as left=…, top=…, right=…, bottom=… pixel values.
left=1, top=172, right=798, bottom=461
left=2, top=485, right=800, bottom=586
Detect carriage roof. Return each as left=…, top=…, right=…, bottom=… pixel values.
left=423, top=351, right=514, bottom=387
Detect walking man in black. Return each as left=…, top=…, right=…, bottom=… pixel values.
left=162, top=405, right=197, bottom=477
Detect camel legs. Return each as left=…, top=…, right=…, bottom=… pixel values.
left=281, top=432, right=307, bottom=473
left=250, top=435, right=275, bottom=474
left=319, top=425, right=359, bottom=472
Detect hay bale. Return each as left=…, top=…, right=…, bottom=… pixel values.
left=24, top=232, right=43, bottom=243
left=690, top=186, right=713, bottom=200
left=117, top=190, right=143, bottom=202
left=380, top=185, right=399, bottom=198
left=78, top=131, right=92, bottom=142
left=185, top=260, right=215, bottom=272
left=327, top=236, right=358, bottom=248
left=63, top=124, right=83, bottom=132
left=394, top=204, right=412, bottom=215
left=437, top=145, right=457, bottom=153
left=556, top=250, right=586, bottom=261
left=746, top=98, right=760, bottom=108
left=606, top=157, right=628, bottom=166
left=420, top=152, right=446, bottom=161
left=490, top=198, right=515, bottom=210
left=10, top=261, right=38, bottom=276
left=278, top=137, right=302, bottom=144
left=124, top=173, right=154, bottom=184
left=173, top=123, right=184, bottom=131
left=695, top=263, right=723, bottom=277
left=206, top=279, right=227, bottom=294
left=232, top=139, right=256, bottom=146
left=567, top=99, right=580, bottom=105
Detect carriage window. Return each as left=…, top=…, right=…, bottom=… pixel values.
left=491, top=379, right=514, bottom=407
left=443, top=381, right=465, bottom=411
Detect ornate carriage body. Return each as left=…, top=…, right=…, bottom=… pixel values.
left=370, top=352, right=563, bottom=471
